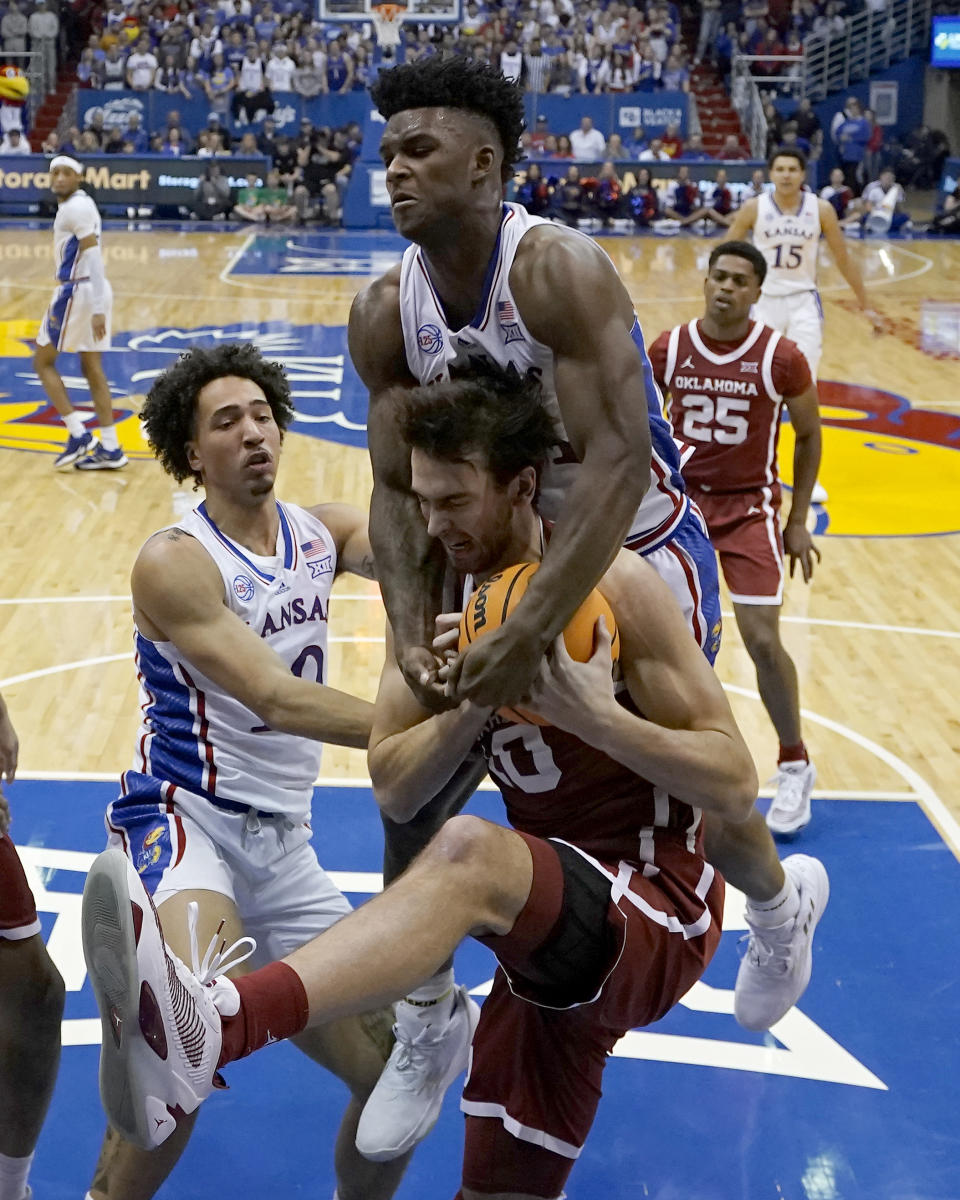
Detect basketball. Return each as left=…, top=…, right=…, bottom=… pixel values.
left=459, top=562, right=619, bottom=725
left=0, top=70, right=29, bottom=101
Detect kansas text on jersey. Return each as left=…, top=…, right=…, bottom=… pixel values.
left=753, top=190, right=822, bottom=297
left=125, top=502, right=338, bottom=823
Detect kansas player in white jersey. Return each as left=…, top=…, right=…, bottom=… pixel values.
left=85, top=344, right=410, bottom=1200
left=723, top=145, right=883, bottom=501
left=348, top=58, right=806, bottom=1166
left=32, top=156, right=127, bottom=471
left=724, top=147, right=882, bottom=381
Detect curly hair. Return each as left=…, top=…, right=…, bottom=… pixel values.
left=140, top=343, right=295, bottom=486
left=370, top=57, right=525, bottom=180
left=396, top=357, right=557, bottom=497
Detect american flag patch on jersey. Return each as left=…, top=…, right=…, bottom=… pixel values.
left=497, top=300, right=516, bottom=322
left=300, top=537, right=329, bottom=559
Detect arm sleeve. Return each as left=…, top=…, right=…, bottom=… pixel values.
left=771, top=336, right=812, bottom=397
left=85, top=242, right=107, bottom=312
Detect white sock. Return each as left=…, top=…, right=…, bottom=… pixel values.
left=100, top=425, right=120, bottom=451
left=64, top=411, right=85, bottom=438
left=0, top=1150, right=33, bottom=1200
left=398, top=968, right=456, bottom=1029
left=746, top=875, right=800, bottom=927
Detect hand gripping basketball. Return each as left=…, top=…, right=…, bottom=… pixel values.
left=458, top=562, right=619, bottom=724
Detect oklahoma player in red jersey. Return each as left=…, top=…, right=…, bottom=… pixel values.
left=649, top=241, right=821, bottom=837
left=79, top=364, right=761, bottom=1199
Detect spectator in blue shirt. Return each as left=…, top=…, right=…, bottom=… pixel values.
left=660, top=50, right=689, bottom=92
left=678, top=132, right=711, bottom=161
left=625, top=125, right=648, bottom=155
left=203, top=50, right=236, bottom=116
left=122, top=112, right=149, bottom=153
left=253, top=3, right=279, bottom=43
left=835, top=97, right=872, bottom=191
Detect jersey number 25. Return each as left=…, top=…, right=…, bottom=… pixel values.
left=679, top=394, right=750, bottom=445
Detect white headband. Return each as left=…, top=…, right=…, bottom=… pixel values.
left=49, top=155, right=84, bottom=174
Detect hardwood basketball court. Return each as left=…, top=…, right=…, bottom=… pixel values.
left=1, top=220, right=959, bottom=1199
left=1, top=224, right=958, bottom=824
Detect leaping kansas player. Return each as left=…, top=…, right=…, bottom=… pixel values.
left=346, top=57, right=828, bottom=1164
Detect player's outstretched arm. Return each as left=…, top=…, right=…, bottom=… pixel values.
left=349, top=271, right=451, bottom=708
left=783, top=382, right=822, bottom=582
left=818, top=198, right=883, bottom=331
left=525, top=552, right=757, bottom=819
left=718, top=197, right=759, bottom=244
left=132, top=531, right=373, bottom=748
left=447, top=230, right=653, bottom=709
left=308, top=501, right=376, bottom=580
left=368, top=622, right=492, bottom=822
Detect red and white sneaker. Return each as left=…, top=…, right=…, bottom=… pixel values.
left=81, top=849, right=253, bottom=1149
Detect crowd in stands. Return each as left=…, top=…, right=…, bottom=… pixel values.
left=3, top=0, right=955, bottom=232
left=513, top=151, right=748, bottom=233
left=694, top=0, right=896, bottom=78
left=60, top=0, right=699, bottom=100
left=517, top=115, right=751, bottom=166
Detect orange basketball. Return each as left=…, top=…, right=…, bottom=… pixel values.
left=458, top=562, right=619, bottom=725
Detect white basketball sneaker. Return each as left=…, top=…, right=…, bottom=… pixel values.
left=355, top=985, right=481, bottom=1162
left=734, top=854, right=830, bottom=1032
left=82, top=849, right=251, bottom=1149
left=766, top=760, right=817, bottom=835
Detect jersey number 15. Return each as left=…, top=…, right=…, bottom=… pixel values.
left=771, top=243, right=804, bottom=269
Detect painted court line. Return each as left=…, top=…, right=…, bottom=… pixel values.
left=725, top=683, right=960, bottom=858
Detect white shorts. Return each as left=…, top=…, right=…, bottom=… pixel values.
left=105, top=782, right=352, bottom=966
left=36, top=278, right=113, bottom=353
left=753, top=290, right=822, bottom=379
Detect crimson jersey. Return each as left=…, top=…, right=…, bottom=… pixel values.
left=649, top=319, right=811, bottom=494
left=479, top=696, right=705, bottom=871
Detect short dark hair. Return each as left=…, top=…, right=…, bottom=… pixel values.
left=768, top=145, right=807, bottom=170
left=370, top=57, right=525, bottom=180
left=141, top=343, right=295, bottom=486
left=397, top=358, right=557, bottom=495
left=708, top=240, right=767, bottom=285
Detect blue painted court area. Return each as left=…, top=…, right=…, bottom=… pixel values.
left=13, top=779, right=960, bottom=1199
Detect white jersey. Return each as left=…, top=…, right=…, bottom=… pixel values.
left=126, top=501, right=337, bottom=823
left=398, top=202, right=687, bottom=552
left=753, top=190, right=822, bottom=297
left=52, top=189, right=102, bottom=284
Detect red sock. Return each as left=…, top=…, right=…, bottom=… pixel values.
left=778, top=741, right=808, bottom=765
left=217, top=961, right=309, bottom=1068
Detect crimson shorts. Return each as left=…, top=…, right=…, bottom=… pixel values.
left=689, top=484, right=785, bottom=605
left=0, top=833, right=41, bottom=940
left=460, top=831, right=724, bottom=1196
